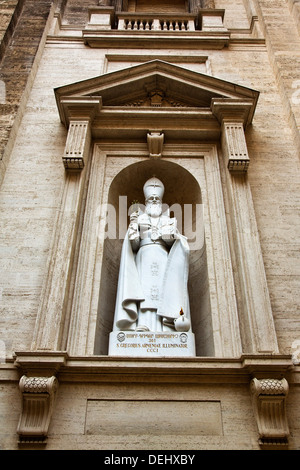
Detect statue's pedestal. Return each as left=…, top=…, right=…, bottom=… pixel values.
left=108, top=331, right=196, bottom=357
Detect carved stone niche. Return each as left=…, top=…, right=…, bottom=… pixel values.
left=251, top=378, right=290, bottom=449
left=17, top=376, right=58, bottom=445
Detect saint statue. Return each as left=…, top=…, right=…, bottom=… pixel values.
left=113, top=177, right=191, bottom=333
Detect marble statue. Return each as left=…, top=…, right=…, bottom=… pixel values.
left=113, top=177, right=191, bottom=333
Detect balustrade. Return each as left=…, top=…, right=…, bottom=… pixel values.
left=118, top=14, right=196, bottom=31
left=84, top=8, right=228, bottom=40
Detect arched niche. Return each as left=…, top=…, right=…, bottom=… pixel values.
left=94, top=158, right=214, bottom=357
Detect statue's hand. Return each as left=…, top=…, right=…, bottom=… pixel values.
left=161, top=218, right=177, bottom=240
left=130, top=211, right=139, bottom=223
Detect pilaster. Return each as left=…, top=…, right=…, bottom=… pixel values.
left=31, top=99, right=101, bottom=352
left=212, top=98, right=279, bottom=354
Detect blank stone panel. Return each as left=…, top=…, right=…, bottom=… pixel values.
left=85, top=399, right=223, bottom=436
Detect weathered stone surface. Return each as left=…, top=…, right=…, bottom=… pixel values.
left=0, top=0, right=54, bottom=186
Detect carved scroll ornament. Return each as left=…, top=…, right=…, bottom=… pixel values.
left=17, top=376, right=58, bottom=445
left=251, top=378, right=290, bottom=448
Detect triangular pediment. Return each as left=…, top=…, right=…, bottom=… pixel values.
left=55, top=60, right=259, bottom=119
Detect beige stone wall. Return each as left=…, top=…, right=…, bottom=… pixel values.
left=42, top=382, right=260, bottom=450
left=1, top=36, right=298, bottom=358
left=0, top=0, right=299, bottom=450
left=0, top=0, right=55, bottom=186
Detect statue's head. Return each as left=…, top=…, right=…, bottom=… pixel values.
left=143, top=177, right=164, bottom=200
left=143, top=177, right=164, bottom=217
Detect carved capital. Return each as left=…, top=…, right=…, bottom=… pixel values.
left=56, top=96, right=102, bottom=129
left=147, top=131, right=164, bottom=159
left=17, top=375, right=58, bottom=445
left=63, top=120, right=91, bottom=170
left=211, top=99, right=255, bottom=172
left=221, top=121, right=250, bottom=172
left=251, top=378, right=290, bottom=449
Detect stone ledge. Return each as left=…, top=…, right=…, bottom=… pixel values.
left=13, top=351, right=293, bottom=384
left=82, top=30, right=230, bottom=50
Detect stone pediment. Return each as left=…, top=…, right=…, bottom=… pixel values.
left=55, top=60, right=259, bottom=127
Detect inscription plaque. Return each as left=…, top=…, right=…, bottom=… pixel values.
left=109, top=331, right=196, bottom=357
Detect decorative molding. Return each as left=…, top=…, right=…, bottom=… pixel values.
left=123, top=90, right=189, bottom=108
left=55, top=96, right=102, bottom=129
left=17, top=375, right=58, bottom=445
left=55, top=61, right=259, bottom=115
left=211, top=98, right=256, bottom=130
left=147, top=131, right=164, bottom=158
left=14, top=352, right=293, bottom=384
left=251, top=378, right=290, bottom=449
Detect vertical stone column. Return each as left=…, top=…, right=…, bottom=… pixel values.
left=31, top=98, right=101, bottom=352
left=212, top=99, right=279, bottom=354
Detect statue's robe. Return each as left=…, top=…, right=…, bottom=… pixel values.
left=113, top=214, right=190, bottom=332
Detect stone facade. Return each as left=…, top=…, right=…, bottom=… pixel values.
left=0, top=0, right=299, bottom=450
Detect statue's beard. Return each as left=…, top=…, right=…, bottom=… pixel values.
left=146, top=203, right=162, bottom=218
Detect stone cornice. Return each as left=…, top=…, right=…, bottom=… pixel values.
left=56, top=96, right=102, bottom=128
left=13, top=351, right=293, bottom=384
left=211, top=97, right=258, bottom=128
left=82, top=30, right=230, bottom=50
left=54, top=60, right=259, bottom=143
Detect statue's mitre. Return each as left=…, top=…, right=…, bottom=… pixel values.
left=143, top=177, right=164, bottom=200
